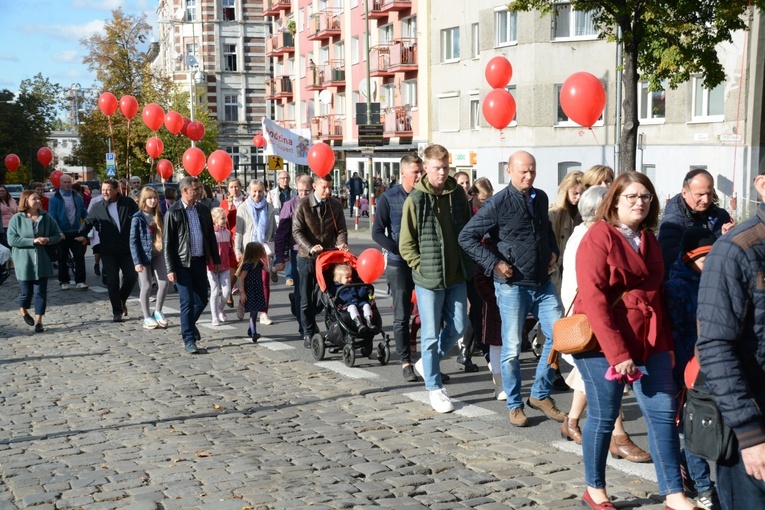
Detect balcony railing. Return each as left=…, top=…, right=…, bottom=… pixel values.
left=263, top=0, right=291, bottom=16
left=364, top=0, right=387, bottom=19
left=382, top=106, right=414, bottom=136
left=370, top=43, right=393, bottom=76
left=306, top=63, right=326, bottom=90
left=274, top=119, right=296, bottom=129
left=323, top=60, right=346, bottom=86
left=266, top=31, right=295, bottom=56
left=308, top=8, right=342, bottom=41
left=311, top=114, right=344, bottom=140
left=389, top=38, right=417, bottom=70
left=266, top=76, right=294, bottom=99
left=380, top=0, right=412, bottom=11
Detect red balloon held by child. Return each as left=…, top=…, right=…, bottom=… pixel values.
left=307, top=142, right=335, bottom=177
left=356, top=249, right=385, bottom=284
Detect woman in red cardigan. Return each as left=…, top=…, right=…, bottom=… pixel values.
left=220, top=178, right=246, bottom=307
left=574, top=172, right=698, bottom=510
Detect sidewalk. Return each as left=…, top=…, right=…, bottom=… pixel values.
left=0, top=271, right=666, bottom=509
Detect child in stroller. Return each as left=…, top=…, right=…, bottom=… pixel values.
left=330, top=264, right=375, bottom=333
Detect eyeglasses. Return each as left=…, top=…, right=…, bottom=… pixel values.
left=620, top=193, right=653, bottom=204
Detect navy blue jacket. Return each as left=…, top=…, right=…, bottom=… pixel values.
left=697, top=204, right=765, bottom=450
left=130, top=210, right=161, bottom=266
left=329, top=282, right=370, bottom=307
left=658, top=193, right=731, bottom=278
left=371, top=184, right=409, bottom=267
left=459, top=185, right=558, bottom=286
left=49, top=190, right=87, bottom=233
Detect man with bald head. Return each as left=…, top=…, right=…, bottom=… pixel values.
left=49, top=173, right=89, bottom=290
left=658, top=168, right=734, bottom=278
left=459, top=150, right=565, bottom=427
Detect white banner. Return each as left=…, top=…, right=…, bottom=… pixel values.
left=261, top=117, right=312, bottom=166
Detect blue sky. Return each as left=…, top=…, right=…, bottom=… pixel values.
left=0, top=0, right=157, bottom=94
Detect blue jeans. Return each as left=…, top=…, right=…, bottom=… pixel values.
left=414, top=282, right=467, bottom=390
left=717, top=449, right=765, bottom=510
left=284, top=258, right=293, bottom=280
left=175, top=257, right=209, bottom=348
left=494, top=280, right=562, bottom=410
left=18, top=278, right=48, bottom=316
left=575, top=351, right=683, bottom=495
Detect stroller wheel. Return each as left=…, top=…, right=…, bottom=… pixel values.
left=377, top=342, right=390, bottom=366
left=342, top=344, right=356, bottom=367
left=311, top=334, right=325, bottom=361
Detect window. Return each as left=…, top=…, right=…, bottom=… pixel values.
left=557, top=161, right=581, bottom=182
left=380, top=83, right=395, bottom=108
left=495, top=8, right=517, bottom=46
left=638, top=81, right=666, bottom=121
left=319, top=45, right=329, bottom=65
left=379, top=24, right=393, bottom=44
left=438, top=93, right=460, bottom=131
left=642, top=164, right=656, bottom=184
left=471, top=23, right=479, bottom=59
left=335, top=92, right=345, bottom=114
left=224, top=94, right=239, bottom=122
left=401, top=16, right=417, bottom=39
left=402, top=79, right=417, bottom=107
left=692, top=77, right=724, bottom=120
left=223, top=44, right=237, bottom=71
left=351, top=36, right=360, bottom=65
left=507, top=85, right=517, bottom=125
left=287, top=58, right=295, bottom=74
left=186, top=43, right=198, bottom=58
left=553, top=2, right=597, bottom=39
left=555, top=83, right=603, bottom=125
left=333, top=41, right=344, bottom=61
left=300, top=100, right=306, bottom=124
left=185, top=0, right=197, bottom=22
left=441, top=27, right=460, bottom=62
left=225, top=146, right=240, bottom=172
left=469, top=94, right=480, bottom=130
left=222, top=0, right=235, bottom=21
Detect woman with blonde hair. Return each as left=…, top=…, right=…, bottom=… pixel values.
left=548, top=171, right=584, bottom=293
left=582, top=165, right=615, bottom=189
left=130, top=186, right=169, bottom=330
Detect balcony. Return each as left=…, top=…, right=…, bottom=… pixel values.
left=380, top=0, right=412, bottom=12
left=263, top=0, right=291, bottom=16
left=389, top=38, right=418, bottom=72
left=382, top=106, right=414, bottom=137
left=275, top=119, right=297, bottom=129
left=364, top=0, right=387, bottom=19
left=306, top=63, right=327, bottom=91
left=266, top=31, right=295, bottom=57
left=308, top=8, right=342, bottom=41
left=311, top=114, right=344, bottom=141
left=265, top=76, right=294, bottom=99
left=323, top=60, right=346, bottom=87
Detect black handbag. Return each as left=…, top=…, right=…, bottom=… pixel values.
left=683, top=385, right=737, bottom=463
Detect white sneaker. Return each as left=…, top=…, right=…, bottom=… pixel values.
left=259, top=313, right=274, bottom=325
left=218, top=312, right=227, bottom=323
left=60, top=283, right=71, bottom=290
left=429, top=388, right=454, bottom=413
left=211, top=319, right=220, bottom=327
left=75, top=283, right=89, bottom=290
left=492, top=373, right=507, bottom=400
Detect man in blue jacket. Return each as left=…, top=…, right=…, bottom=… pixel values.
left=49, top=173, right=88, bottom=290
left=697, top=170, right=765, bottom=509
left=372, top=154, right=422, bottom=383
left=459, top=150, right=565, bottom=427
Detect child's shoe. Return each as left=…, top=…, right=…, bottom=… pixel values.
left=353, top=316, right=368, bottom=333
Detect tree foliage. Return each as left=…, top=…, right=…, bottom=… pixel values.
left=74, top=7, right=219, bottom=183
left=0, top=74, right=64, bottom=185
left=507, top=0, right=763, bottom=173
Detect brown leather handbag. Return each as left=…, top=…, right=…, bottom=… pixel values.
left=548, top=290, right=627, bottom=368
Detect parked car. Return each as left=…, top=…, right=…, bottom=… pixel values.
left=5, top=184, right=24, bottom=201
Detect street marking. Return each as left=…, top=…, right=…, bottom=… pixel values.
left=90, top=286, right=108, bottom=293
left=316, top=361, right=380, bottom=379
left=258, top=338, right=295, bottom=351
left=551, top=440, right=657, bottom=482
left=163, top=307, right=179, bottom=314
left=200, top=323, right=236, bottom=331
left=403, top=391, right=497, bottom=417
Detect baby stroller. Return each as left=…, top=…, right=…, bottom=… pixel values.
left=311, top=250, right=391, bottom=367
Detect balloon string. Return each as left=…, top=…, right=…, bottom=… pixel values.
left=108, top=116, right=117, bottom=173
left=125, top=120, right=131, bottom=180
left=589, top=128, right=601, bottom=145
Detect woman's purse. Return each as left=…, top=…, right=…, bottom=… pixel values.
left=548, top=290, right=627, bottom=369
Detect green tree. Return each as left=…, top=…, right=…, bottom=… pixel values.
left=507, top=0, right=764, bottom=173
left=0, top=74, right=64, bottom=185
left=73, top=7, right=219, bottom=183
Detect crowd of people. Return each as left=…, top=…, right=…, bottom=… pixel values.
left=2, top=149, right=763, bottom=509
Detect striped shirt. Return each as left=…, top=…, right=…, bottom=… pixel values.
left=183, top=200, right=205, bottom=257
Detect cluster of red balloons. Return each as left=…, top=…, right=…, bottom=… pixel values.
left=356, top=248, right=385, bottom=284
left=307, top=142, right=335, bottom=178
left=559, top=72, right=606, bottom=128
left=179, top=147, right=233, bottom=183
left=482, top=56, right=517, bottom=130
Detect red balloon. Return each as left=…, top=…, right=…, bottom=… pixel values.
left=183, top=147, right=206, bottom=176
left=50, top=170, right=64, bottom=189
left=252, top=134, right=266, bottom=148
left=4, top=154, right=20, bottom=172
left=98, top=92, right=118, bottom=116
left=145, top=137, right=164, bottom=159
left=37, top=147, right=53, bottom=167
left=157, top=159, right=174, bottom=180
left=186, top=121, right=205, bottom=142
left=164, top=111, right=183, bottom=135
left=119, top=95, right=139, bottom=120
left=180, top=117, right=191, bottom=137
left=482, top=88, right=517, bottom=129
left=560, top=72, right=606, bottom=128
left=356, top=248, right=385, bottom=284
left=207, top=150, right=233, bottom=183
left=485, top=56, right=513, bottom=89
left=142, top=103, right=165, bottom=131
left=307, top=142, right=335, bottom=178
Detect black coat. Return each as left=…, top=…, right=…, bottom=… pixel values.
left=163, top=200, right=221, bottom=274
left=79, top=196, right=138, bottom=257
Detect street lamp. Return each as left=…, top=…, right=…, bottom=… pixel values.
left=68, top=83, right=84, bottom=127
left=186, top=54, right=204, bottom=147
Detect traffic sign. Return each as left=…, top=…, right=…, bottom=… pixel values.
left=106, top=152, right=116, bottom=177
left=106, top=168, right=116, bottom=177
left=358, top=124, right=383, bottom=136
left=268, top=155, right=284, bottom=171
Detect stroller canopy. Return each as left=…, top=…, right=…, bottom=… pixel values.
left=315, top=250, right=358, bottom=292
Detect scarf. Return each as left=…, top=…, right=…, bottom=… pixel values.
left=246, top=196, right=268, bottom=243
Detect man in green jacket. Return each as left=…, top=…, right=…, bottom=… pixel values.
left=399, top=144, right=473, bottom=413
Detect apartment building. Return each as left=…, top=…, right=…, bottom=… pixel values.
left=153, top=0, right=269, bottom=183
left=264, top=0, right=428, bottom=184
left=429, top=3, right=765, bottom=215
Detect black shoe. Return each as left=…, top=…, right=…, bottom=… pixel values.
left=101, top=274, right=108, bottom=286
left=94, top=264, right=100, bottom=276
left=22, top=312, right=35, bottom=326
left=402, top=365, right=418, bottom=382
left=193, top=327, right=201, bottom=342
left=441, top=373, right=451, bottom=383
left=304, top=335, right=312, bottom=348
left=121, top=300, right=128, bottom=317
left=251, top=333, right=260, bottom=344
left=34, top=323, right=45, bottom=333
left=353, top=316, right=368, bottom=333
left=113, top=314, right=124, bottom=323
left=463, top=357, right=480, bottom=373
left=552, top=369, right=570, bottom=392
left=226, top=296, right=234, bottom=308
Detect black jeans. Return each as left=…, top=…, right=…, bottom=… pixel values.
left=297, top=255, right=317, bottom=336
left=58, top=232, right=87, bottom=284
left=465, top=278, right=482, bottom=356
left=386, top=264, right=414, bottom=364
left=101, top=253, right=138, bottom=316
